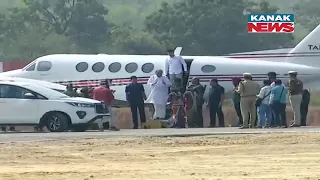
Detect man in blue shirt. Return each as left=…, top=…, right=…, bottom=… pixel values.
left=269, top=79, right=288, bottom=127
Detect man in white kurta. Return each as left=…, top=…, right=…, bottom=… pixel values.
left=145, top=70, right=172, bottom=119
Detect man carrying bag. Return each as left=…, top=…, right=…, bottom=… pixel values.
left=256, top=80, right=272, bottom=128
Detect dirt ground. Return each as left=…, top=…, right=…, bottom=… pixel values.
left=0, top=133, right=320, bottom=180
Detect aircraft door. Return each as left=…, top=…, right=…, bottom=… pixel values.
left=182, top=59, right=194, bottom=92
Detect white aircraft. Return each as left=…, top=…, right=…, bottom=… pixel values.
left=1, top=24, right=320, bottom=102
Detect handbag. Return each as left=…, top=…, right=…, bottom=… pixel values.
left=271, top=86, right=284, bottom=105
left=255, top=89, right=271, bottom=106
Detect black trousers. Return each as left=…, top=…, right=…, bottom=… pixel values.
left=130, top=103, right=146, bottom=128
left=195, top=104, right=204, bottom=127
left=300, top=102, right=309, bottom=126
left=209, top=104, right=224, bottom=127
left=271, top=102, right=287, bottom=127
left=233, top=102, right=243, bottom=125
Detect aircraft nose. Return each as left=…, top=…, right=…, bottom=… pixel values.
left=0, top=69, right=23, bottom=77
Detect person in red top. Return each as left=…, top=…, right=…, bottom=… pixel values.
left=92, top=79, right=119, bottom=131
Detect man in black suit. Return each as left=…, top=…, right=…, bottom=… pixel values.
left=125, top=76, right=147, bottom=129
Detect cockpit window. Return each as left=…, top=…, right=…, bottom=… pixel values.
left=25, top=63, right=36, bottom=71
left=37, top=61, right=52, bottom=71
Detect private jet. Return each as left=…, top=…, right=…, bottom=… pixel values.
left=2, top=24, right=320, bottom=102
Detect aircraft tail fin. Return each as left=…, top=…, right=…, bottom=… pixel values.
left=174, top=47, right=182, bottom=56
left=286, top=24, right=320, bottom=67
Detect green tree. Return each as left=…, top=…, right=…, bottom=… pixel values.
left=293, top=0, right=320, bottom=31
left=0, top=5, right=72, bottom=61
left=106, top=25, right=164, bottom=54
left=145, top=0, right=294, bottom=55
left=22, top=0, right=110, bottom=52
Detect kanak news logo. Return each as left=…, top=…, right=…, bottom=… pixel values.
left=248, top=14, right=294, bottom=33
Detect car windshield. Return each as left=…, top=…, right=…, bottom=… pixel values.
left=23, top=84, right=69, bottom=99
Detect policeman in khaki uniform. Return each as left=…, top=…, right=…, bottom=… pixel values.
left=236, top=73, right=260, bottom=128
left=287, top=71, right=303, bottom=127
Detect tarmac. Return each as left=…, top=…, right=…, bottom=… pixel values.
left=0, top=126, right=320, bottom=143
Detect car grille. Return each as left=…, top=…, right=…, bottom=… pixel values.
left=95, top=103, right=108, bottom=114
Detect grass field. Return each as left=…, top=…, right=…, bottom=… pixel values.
left=0, top=133, right=320, bottom=180
left=310, top=92, right=320, bottom=106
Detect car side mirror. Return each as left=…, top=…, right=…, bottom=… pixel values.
left=24, top=93, right=36, bottom=99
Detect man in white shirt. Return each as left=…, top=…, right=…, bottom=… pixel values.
left=145, top=70, right=172, bottom=119
left=165, top=49, right=188, bottom=85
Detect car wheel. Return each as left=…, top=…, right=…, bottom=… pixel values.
left=45, top=112, right=69, bottom=132
left=71, top=124, right=89, bottom=132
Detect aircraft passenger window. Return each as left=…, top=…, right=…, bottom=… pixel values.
left=37, top=61, right=52, bottom=71
left=201, top=65, right=216, bottom=73
left=108, top=62, right=121, bottom=73
left=76, top=62, right=89, bottom=72
left=25, top=63, right=36, bottom=71
left=141, top=63, right=154, bottom=73
left=92, top=62, right=105, bottom=72
left=125, top=62, right=138, bottom=73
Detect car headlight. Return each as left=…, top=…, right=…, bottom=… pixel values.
left=66, top=102, right=94, bottom=108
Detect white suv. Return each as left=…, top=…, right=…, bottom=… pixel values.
left=0, top=81, right=109, bottom=132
